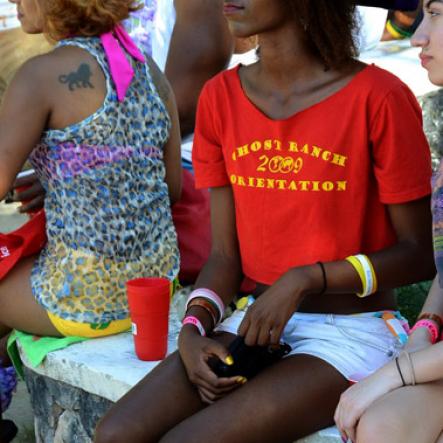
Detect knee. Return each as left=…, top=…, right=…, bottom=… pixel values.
left=357, top=407, right=404, bottom=443
left=94, top=415, right=129, bottom=443
left=95, top=413, right=158, bottom=443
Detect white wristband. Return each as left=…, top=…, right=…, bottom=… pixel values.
left=354, top=254, right=374, bottom=297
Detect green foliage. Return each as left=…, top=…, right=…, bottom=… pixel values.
left=395, top=281, right=432, bottom=325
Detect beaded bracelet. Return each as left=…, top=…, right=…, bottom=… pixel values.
left=410, top=319, right=439, bottom=344
left=182, top=315, right=206, bottom=336
left=417, top=312, right=443, bottom=331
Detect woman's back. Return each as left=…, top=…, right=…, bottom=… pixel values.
left=28, top=37, right=179, bottom=324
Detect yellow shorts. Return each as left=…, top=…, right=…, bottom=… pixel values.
left=47, top=312, right=131, bottom=338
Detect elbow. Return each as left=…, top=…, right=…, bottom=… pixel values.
left=169, top=182, right=182, bottom=206
left=178, top=108, right=196, bottom=138
left=410, top=238, right=436, bottom=282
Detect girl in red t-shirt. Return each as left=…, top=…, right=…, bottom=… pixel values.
left=96, top=1, right=434, bottom=442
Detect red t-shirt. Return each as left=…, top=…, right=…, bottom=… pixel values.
left=193, top=64, right=432, bottom=285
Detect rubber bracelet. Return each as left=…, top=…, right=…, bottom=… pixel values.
left=346, top=256, right=367, bottom=297
left=182, top=316, right=206, bottom=336
left=186, top=298, right=218, bottom=327
left=186, top=288, right=225, bottom=323
left=410, top=319, right=439, bottom=344
left=354, top=254, right=375, bottom=297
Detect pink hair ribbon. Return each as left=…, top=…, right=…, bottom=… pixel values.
left=100, top=24, right=146, bottom=102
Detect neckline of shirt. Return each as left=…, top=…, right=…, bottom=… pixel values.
left=232, top=63, right=374, bottom=123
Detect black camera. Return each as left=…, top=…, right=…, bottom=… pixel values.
left=209, top=336, right=291, bottom=380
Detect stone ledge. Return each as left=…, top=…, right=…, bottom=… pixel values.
left=20, top=326, right=342, bottom=442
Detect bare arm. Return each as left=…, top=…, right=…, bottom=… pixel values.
left=0, top=56, right=50, bottom=199
left=195, top=186, right=243, bottom=301
left=181, top=186, right=242, bottom=332
left=178, top=186, right=244, bottom=403
left=147, top=56, right=182, bottom=205
left=405, top=275, right=443, bottom=351
left=166, top=0, right=234, bottom=137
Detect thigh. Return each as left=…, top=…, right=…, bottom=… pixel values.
left=0, top=256, right=61, bottom=336
left=161, top=354, right=348, bottom=443
left=357, top=380, right=443, bottom=443
left=95, top=350, right=207, bottom=443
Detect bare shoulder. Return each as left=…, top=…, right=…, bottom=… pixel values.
left=10, top=46, right=99, bottom=95
left=174, top=0, right=224, bottom=21
left=4, top=52, right=55, bottom=105
left=145, top=55, right=173, bottom=106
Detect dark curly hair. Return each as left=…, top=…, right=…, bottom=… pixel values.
left=40, top=0, right=142, bottom=40
left=290, top=0, right=359, bottom=69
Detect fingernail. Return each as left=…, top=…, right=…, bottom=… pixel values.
left=225, top=355, right=234, bottom=365
left=237, top=376, right=247, bottom=384
left=341, top=437, right=347, bottom=443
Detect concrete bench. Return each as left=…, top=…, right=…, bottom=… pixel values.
left=18, top=290, right=342, bottom=443
left=20, top=333, right=342, bottom=443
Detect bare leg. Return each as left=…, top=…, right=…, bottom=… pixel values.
left=357, top=380, right=443, bottom=443
left=0, top=256, right=61, bottom=337
left=95, top=342, right=348, bottom=443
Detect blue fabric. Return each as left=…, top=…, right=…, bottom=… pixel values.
left=181, top=158, right=194, bottom=173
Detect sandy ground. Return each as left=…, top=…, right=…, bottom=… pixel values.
left=1, top=201, right=35, bottom=442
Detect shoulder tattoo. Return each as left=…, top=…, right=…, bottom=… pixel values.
left=58, top=63, right=94, bottom=91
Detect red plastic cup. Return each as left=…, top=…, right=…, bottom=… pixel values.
left=126, top=277, right=171, bottom=361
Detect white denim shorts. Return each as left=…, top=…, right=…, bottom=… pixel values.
left=215, top=304, right=406, bottom=381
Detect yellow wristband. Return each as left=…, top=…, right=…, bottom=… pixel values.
left=346, top=255, right=367, bottom=297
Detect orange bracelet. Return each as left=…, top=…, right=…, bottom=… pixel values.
left=186, top=298, right=218, bottom=328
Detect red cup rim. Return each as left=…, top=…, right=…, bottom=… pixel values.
left=126, top=278, right=170, bottom=289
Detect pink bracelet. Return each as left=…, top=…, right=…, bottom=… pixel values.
left=410, top=319, right=439, bottom=344
left=186, top=288, right=225, bottom=324
left=182, top=315, right=206, bottom=336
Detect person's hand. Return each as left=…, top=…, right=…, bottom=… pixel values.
left=334, top=363, right=402, bottom=443
left=405, top=327, right=433, bottom=353
left=10, top=171, right=45, bottom=213
left=238, top=267, right=314, bottom=346
left=178, top=327, right=245, bottom=404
